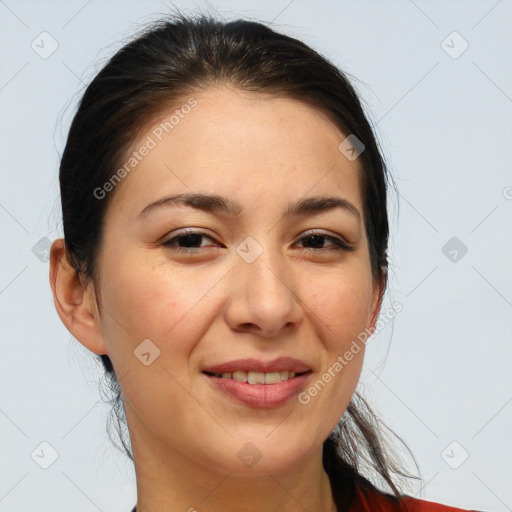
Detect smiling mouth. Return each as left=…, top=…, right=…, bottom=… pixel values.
left=202, top=370, right=311, bottom=384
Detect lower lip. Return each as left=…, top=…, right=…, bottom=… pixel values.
left=203, top=372, right=311, bottom=408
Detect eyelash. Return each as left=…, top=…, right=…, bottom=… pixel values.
left=161, top=229, right=354, bottom=254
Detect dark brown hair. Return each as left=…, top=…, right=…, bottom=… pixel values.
left=58, top=10, right=420, bottom=510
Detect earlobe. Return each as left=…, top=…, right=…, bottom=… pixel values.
left=49, top=238, right=108, bottom=355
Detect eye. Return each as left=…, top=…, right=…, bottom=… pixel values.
left=295, top=231, right=354, bottom=252
left=161, top=230, right=220, bottom=253
left=161, top=229, right=354, bottom=254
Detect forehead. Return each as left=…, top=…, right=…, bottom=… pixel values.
left=110, top=86, right=364, bottom=216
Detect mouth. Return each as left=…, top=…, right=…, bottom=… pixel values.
left=202, top=369, right=311, bottom=384
left=202, top=369, right=313, bottom=408
left=201, top=357, right=313, bottom=408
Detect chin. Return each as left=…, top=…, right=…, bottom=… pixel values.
left=200, top=435, right=315, bottom=477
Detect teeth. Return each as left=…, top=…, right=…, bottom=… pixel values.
left=232, top=371, right=246, bottom=382
left=213, top=370, right=300, bottom=384
left=264, top=372, right=281, bottom=384
left=248, top=371, right=265, bottom=384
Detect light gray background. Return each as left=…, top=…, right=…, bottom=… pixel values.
left=1, top=1, right=511, bottom=511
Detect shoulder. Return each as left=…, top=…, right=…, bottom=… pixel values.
left=399, top=495, right=480, bottom=512
left=350, top=484, right=480, bottom=512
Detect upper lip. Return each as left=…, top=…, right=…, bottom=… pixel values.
left=202, top=357, right=312, bottom=374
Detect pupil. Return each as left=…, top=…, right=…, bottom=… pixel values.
left=306, top=235, right=324, bottom=248
left=179, top=234, right=202, bottom=247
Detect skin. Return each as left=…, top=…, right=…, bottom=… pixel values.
left=50, top=85, right=383, bottom=512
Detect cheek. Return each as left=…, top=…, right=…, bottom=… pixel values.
left=291, top=268, right=373, bottom=441
left=97, top=251, right=232, bottom=372
left=303, top=265, right=374, bottom=347
left=96, top=256, right=220, bottom=428
left=102, top=255, right=194, bottom=332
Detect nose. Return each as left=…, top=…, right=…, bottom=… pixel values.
left=223, top=244, right=303, bottom=338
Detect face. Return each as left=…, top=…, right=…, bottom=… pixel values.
left=87, top=86, right=381, bottom=476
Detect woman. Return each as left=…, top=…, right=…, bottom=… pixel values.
left=49, top=12, right=480, bottom=512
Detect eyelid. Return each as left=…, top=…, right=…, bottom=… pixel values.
left=299, top=229, right=353, bottom=246
left=161, top=228, right=219, bottom=247
left=296, top=230, right=356, bottom=252
left=161, top=228, right=355, bottom=253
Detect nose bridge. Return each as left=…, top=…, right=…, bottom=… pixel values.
left=240, top=239, right=289, bottom=295
left=227, top=234, right=301, bottom=335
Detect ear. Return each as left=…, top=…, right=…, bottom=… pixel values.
left=368, top=266, right=386, bottom=333
left=49, top=238, right=108, bottom=355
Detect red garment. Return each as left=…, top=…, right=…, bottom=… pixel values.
left=350, top=485, right=481, bottom=511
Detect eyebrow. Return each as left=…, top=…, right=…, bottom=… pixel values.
left=137, top=193, right=361, bottom=222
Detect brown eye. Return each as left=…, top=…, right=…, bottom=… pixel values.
left=296, top=232, right=354, bottom=252
left=162, top=231, right=219, bottom=253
